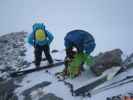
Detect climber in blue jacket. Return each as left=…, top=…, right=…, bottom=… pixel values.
left=28, top=23, right=54, bottom=67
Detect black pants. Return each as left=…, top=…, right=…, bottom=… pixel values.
left=34, top=45, right=53, bottom=66
left=64, top=46, right=84, bottom=75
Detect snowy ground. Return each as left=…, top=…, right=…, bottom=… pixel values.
left=0, top=32, right=132, bottom=100
left=0, top=32, right=133, bottom=100
left=11, top=34, right=133, bottom=100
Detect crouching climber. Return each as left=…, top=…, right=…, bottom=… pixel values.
left=63, top=30, right=96, bottom=78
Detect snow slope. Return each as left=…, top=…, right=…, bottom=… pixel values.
left=13, top=41, right=133, bottom=100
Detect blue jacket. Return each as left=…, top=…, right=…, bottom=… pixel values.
left=64, top=30, right=96, bottom=54
left=28, top=29, right=54, bottom=46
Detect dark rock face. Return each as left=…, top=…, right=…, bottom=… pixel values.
left=0, top=32, right=64, bottom=100
left=21, top=81, right=63, bottom=100
left=91, top=49, right=123, bottom=76
left=0, top=32, right=27, bottom=72
left=0, top=79, right=19, bottom=100
left=22, top=81, right=51, bottom=96
left=39, top=93, right=63, bottom=100
left=0, top=32, right=27, bottom=100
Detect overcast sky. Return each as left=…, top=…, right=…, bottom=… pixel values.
left=0, top=0, right=133, bottom=55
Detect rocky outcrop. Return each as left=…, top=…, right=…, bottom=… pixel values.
left=0, top=79, right=19, bottom=100
left=0, top=32, right=63, bottom=100
left=0, top=32, right=28, bottom=100
left=91, top=49, right=123, bottom=76
left=0, top=32, right=28, bottom=73
left=39, top=93, right=63, bottom=100
left=21, top=81, right=62, bottom=100
left=22, top=81, right=51, bottom=100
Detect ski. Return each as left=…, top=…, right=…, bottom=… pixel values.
left=73, top=75, right=107, bottom=96
left=89, top=75, right=133, bottom=96
left=92, top=79, right=133, bottom=96
left=31, top=58, right=62, bottom=63
left=73, top=67, right=121, bottom=97
left=115, top=53, right=133, bottom=76
left=10, top=61, right=64, bottom=77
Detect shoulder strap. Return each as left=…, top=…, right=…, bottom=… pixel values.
left=44, top=29, right=48, bottom=37
left=33, top=31, right=36, bottom=48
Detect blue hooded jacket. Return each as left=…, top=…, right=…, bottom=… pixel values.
left=28, top=23, right=54, bottom=46
left=64, top=30, right=96, bottom=54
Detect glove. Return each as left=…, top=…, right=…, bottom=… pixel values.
left=64, top=56, right=71, bottom=62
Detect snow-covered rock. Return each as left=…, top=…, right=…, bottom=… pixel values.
left=0, top=32, right=30, bottom=73
left=0, top=32, right=133, bottom=100
left=91, top=49, right=123, bottom=76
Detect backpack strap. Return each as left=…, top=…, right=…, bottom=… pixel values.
left=44, top=29, right=48, bottom=38
left=33, top=31, right=36, bottom=48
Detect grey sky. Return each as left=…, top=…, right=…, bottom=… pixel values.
left=0, top=0, right=133, bottom=55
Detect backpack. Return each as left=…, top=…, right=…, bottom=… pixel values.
left=33, top=23, right=47, bottom=42
left=35, top=29, right=46, bottom=41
